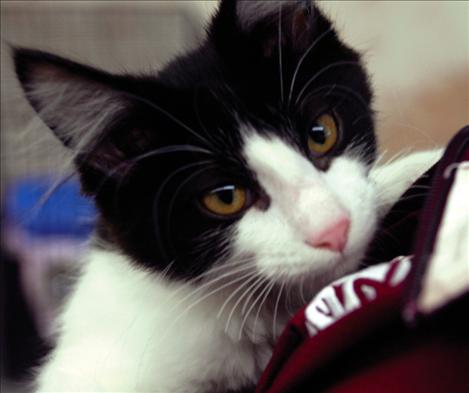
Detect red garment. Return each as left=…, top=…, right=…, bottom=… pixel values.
left=256, top=126, right=469, bottom=393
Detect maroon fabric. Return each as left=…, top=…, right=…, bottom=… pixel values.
left=256, top=126, right=469, bottom=393
left=328, top=336, right=469, bottom=393
left=256, top=259, right=414, bottom=393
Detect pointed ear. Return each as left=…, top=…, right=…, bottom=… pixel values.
left=13, top=48, right=156, bottom=192
left=210, top=0, right=324, bottom=57
left=14, top=48, right=130, bottom=151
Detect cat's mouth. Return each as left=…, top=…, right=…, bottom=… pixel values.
left=260, top=251, right=347, bottom=280
left=256, top=238, right=371, bottom=288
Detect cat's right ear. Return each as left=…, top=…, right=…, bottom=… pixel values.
left=14, top=47, right=131, bottom=151
left=13, top=47, right=154, bottom=193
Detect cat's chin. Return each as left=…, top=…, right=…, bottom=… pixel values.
left=261, top=250, right=364, bottom=291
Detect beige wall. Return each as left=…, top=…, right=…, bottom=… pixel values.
left=2, top=1, right=468, bottom=184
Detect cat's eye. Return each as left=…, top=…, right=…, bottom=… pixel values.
left=201, top=185, right=248, bottom=217
left=307, top=113, right=339, bottom=155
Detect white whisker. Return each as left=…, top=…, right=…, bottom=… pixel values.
left=252, top=280, right=276, bottom=342
left=241, top=274, right=268, bottom=315
left=224, top=274, right=263, bottom=334
left=273, top=280, right=286, bottom=339
left=288, top=27, right=333, bottom=105
left=172, top=264, right=256, bottom=310
left=217, top=271, right=260, bottom=319
left=238, top=276, right=271, bottom=340
left=278, top=3, right=284, bottom=103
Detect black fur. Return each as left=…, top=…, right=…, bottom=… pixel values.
left=14, top=0, right=375, bottom=281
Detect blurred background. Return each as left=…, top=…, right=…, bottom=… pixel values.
left=1, top=1, right=468, bottom=390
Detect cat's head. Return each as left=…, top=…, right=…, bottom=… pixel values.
left=14, top=0, right=376, bottom=291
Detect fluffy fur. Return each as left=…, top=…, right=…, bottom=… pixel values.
left=13, top=1, right=441, bottom=392
left=35, top=250, right=273, bottom=392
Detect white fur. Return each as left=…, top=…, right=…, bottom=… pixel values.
left=36, top=250, right=278, bottom=392
left=370, top=148, right=443, bottom=217
left=237, top=132, right=377, bottom=286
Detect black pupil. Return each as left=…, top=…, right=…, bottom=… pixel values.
left=311, top=125, right=327, bottom=144
left=215, top=187, right=235, bottom=204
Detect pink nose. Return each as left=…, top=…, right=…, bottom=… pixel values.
left=306, top=217, right=350, bottom=252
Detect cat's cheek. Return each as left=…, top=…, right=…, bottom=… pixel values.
left=324, top=157, right=379, bottom=258
left=345, top=182, right=378, bottom=259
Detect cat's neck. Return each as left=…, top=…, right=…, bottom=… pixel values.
left=76, top=248, right=288, bottom=345
left=39, top=247, right=279, bottom=391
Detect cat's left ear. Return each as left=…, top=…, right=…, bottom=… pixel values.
left=210, top=0, right=323, bottom=57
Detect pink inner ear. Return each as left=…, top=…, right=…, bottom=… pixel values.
left=82, top=142, right=127, bottom=176
left=292, top=9, right=310, bottom=49
left=262, top=35, right=279, bottom=59
left=291, top=7, right=313, bottom=52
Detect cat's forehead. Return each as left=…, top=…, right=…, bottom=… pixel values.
left=154, top=1, right=369, bottom=136
left=242, top=130, right=312, bottom=185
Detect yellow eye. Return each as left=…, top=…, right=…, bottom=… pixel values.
left=202, top=185, right=247, bottom=216
left=307, top=113, right=338, bottom=155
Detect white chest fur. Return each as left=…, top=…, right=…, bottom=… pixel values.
left=36, top=250, right=275, bottom=393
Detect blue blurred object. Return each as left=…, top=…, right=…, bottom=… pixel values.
left=4, top=175, right=96, bottom=238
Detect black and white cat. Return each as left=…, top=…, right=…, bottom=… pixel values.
left=14, top=1, right=440, bottom=392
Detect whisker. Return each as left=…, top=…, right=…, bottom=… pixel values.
left=117, top=90, right=218, bottom=151
left=299, top=275, right=307, bottom=305
left=325, top=84, right=371, bottom=111
left=198, top=257, right=252, bottom=279
left=273, top=279, right=285, bottom=338
left=190, top=253, right=255, bottom=283
left=160, top=260, right=176, bottom=279
left=241, top=274, right=268, bottom=315
left=294, top=61, right=362, bottom=105
left=193, top=88, right=228, bottom=151
left=287, top=27, right=333, bottom=106
left=376, top=192, right=429, bottom=206
left=373, top=148, right=412, bottom=170
left=374, top=151, right=388, bottom=168
left=285, top=279, right=296, bottom=317
left=278, top=3, right=284, bottom=103
left=375, top=227, right=402, bottom=247
left=352, top=112, right=374, bottom=126
left=26, top=171, right=76, bottom=221
left=238, top=276, right=271, bottom=340
left=297, top=83, right=371, bottom=113
left=136, top=269, right=257, bottom=382
left=171, top=264, right=256, bottom=310
left=152, top=161, right=213, bottom=260
left=217, top=269, right=260, bottom=319
left=252, top=280, right=276, bottom=342
left=405, top=184, right=432, bottom=191
left=164, top=164, right=219, bottom=253
left=224, top=273, right=263, bottom=334
left=161, top=257, right=254, bottom=301
left=90, top=144, right=213, bottom=198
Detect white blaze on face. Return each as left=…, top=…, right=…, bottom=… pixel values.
left=234, top=132, right=377, bottom=285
